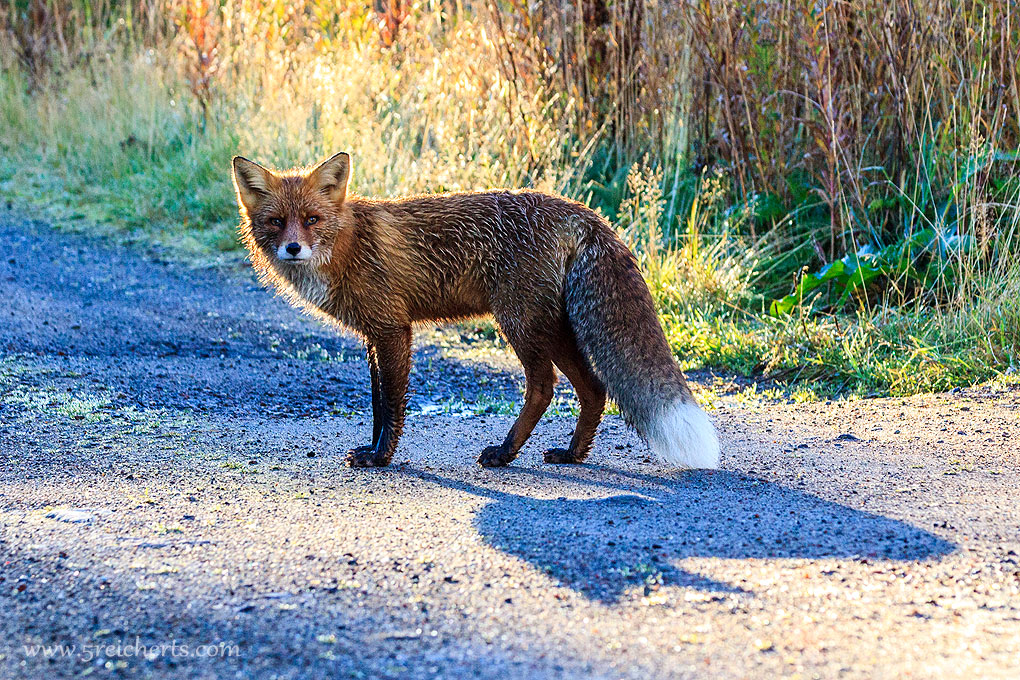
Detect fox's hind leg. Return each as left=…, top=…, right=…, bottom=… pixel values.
left=544, top=338, right=607, bottom=464
left=478, top=352, right=555, bottom=468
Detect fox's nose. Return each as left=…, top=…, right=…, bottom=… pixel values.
left=285, top=242, right=302, bottom=256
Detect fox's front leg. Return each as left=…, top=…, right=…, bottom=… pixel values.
left=346, top=327, right=411, bottom=468
left=368, top=349, right=384, bottom=445
left=347, top=345, right=383, bottom=457
left=348, top=346, right=383, bottom=456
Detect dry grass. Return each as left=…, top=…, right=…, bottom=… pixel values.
left=0, top=0, right=1017, bottom=395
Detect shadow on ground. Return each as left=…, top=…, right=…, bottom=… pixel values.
left=400, top=466, right=956, bottom=603
left=0, top=215, right=532, bottom=419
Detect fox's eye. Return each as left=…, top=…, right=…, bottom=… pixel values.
left=305, top=216, right=319, bottom=226
left=268, top=217, right=283, bottom=228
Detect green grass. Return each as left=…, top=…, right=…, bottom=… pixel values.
left=0, top=58, right=242, bottom=261
left=662, top=308, right=1005, bottom=397
left=1, top=41, right=1017, bottom=399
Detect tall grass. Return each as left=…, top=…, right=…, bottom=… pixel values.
left=1, top=0, right=1017, bottom=394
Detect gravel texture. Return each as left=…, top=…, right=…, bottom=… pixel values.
left=1, top=215, right=1018, bottom=679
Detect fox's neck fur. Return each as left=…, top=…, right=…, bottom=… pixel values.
left=254, top=196, right=417, bottom=335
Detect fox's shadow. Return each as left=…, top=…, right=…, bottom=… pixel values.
left=398, top=466, right=954, bottom=603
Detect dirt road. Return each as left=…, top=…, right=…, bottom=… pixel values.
left=1, top=215, right=1018, bottom=679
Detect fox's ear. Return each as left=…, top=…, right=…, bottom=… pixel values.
left=307, top=152, right=351, bottom=205
left=232, top=156, right=278, bottom=213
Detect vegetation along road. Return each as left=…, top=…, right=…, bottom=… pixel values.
left=1, top=216, right=1018, bottom=679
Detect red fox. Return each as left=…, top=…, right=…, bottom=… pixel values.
left=231, top=152, right=720, bottom=469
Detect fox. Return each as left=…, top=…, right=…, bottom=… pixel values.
left=231, top=152, right=721, bottom=470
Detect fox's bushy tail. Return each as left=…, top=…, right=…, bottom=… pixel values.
left=565, top=227, right=720, bottom=469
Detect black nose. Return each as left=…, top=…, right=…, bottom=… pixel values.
left=285, top=242, right=301, bottom=256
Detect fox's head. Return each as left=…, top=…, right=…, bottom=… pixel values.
left=231, top=152, right=351, bottom=266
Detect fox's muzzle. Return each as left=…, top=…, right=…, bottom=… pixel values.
left=276, top=241, right=312, bottom=262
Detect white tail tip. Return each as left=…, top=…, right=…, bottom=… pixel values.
left=646, top=399, right=721, bottom=469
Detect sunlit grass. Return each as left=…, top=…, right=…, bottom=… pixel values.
left=0, top=2, right=1017, bottom=397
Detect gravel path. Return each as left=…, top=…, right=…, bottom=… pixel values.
left=1, top=215, right=1018, bottom=679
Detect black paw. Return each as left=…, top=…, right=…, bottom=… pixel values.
left=477, top=445, right=513, bottom=468
left=346, top=445, right=391, bottom=468
left=543, top=448, right=587, bottom=464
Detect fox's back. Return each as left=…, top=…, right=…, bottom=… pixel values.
left=348, top=190, right=607, bottom=324
left=368, top=189, right=597, bottom=256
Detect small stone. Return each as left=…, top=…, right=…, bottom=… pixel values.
left=46, top=508, right=108, bottom=523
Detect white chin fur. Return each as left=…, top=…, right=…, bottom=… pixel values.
left=276, top=243, right=313, bottom=261
left=646, top=399, right=721, bottom=469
